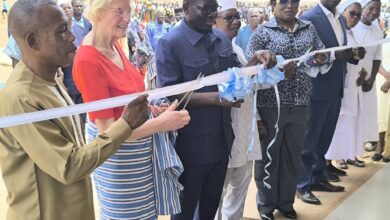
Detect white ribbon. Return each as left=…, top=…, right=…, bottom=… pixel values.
left=1, top=38, right=390, bottom=128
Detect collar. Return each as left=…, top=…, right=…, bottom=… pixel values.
left=180, top=19, right=219, bottom=46
left=72, top=16, right=84, bottom=23
left=264, top=16, right=311, bottom=32
left=319, top=2, right=341, bottom=19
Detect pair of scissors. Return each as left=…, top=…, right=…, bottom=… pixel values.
left=295, top=46, right=313, bottom=67
left=178, top=73, right=204, bottom=110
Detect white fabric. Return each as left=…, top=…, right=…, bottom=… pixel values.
left=338, top=0, right=360, bottom=13
left=326, top=30, right=365, bottom=160
left=217, top=0, right=238, bottom=12
left=228, top=39, right=261, bottom=168
left=352, top=21, right=382, bottom=141
left=216, top=161, right=253, bottom=220
left=376, top=74, right=390, bottom=132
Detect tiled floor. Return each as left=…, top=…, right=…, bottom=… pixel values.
left=325, top=164, right=390, bottom=220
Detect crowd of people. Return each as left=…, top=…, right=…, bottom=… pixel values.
left=0, top=0, right=390, bottom=220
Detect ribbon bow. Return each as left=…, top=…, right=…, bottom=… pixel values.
left=218, top=67, right=253, bottom=102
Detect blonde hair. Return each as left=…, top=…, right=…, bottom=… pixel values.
left=87, top=0, right=114, bottom=24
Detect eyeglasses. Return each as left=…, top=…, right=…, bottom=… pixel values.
left=277, top=0, right=300, bottom=6
left=219, top=13, right=241, bottom=23
left=192, top=4, right=221, bottom=16
left=348, top=10, right=361, bottom=19
left=110, top=8, right=131, bottom=17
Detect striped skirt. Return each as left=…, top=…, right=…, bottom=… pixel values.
left=87, top=121, right=157, bottom=220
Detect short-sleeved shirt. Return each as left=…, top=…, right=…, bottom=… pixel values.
left=73, top=43, right=145, bottom=121
left=156, top=20, right=239, bottom=164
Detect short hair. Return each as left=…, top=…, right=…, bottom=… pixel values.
left=8, top=0, right=56, bottom=42
left=87, top=0, right=114, bottom=24
left=247, top=8, right=260, bottom=15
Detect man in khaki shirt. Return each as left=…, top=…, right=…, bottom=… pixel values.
left=0, top=1, right=147, bottom=219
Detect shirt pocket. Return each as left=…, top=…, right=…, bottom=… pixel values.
left=218, top=47, right=236, bottom=70
left=183, top=58, right=210, bottom=80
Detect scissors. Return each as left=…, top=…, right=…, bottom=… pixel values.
left=295, top=46, right=313, bottom=67
left=178, top=73, right=204, bottom=110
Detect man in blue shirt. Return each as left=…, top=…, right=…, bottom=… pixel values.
left=156, top=0, right=276, bottom=219
left=71, top=0, right=92, bottom=33
left=146, top=8, right=171, bottom=50
left=236, top=7, right=263, bottom=52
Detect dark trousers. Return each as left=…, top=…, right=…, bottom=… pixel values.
left=297, top=99, right=341, bottom=191
left=255, top=106, right=307, bottom=214
left=171, top=160, right=228, bottom=220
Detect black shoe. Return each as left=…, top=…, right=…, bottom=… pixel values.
left=324, top=170, right=341, bottom=182
left=283, top=209, right=297, bottom=219
left=260, top=212, right=274, bottom=220
left=382, top=157, right=390, bottom=163
left=311, top=181, right=345, bottom=192
left=327, top=163, right=347, bottom=176
left=296, top=190, right=321, bottom=205
left=372, top=153, right=382, bottom=161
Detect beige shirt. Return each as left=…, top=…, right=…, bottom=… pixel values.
left=0, top=62, right=132, bottom=220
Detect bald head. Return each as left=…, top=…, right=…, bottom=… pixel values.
left=9, top=0, right=57, bottom=43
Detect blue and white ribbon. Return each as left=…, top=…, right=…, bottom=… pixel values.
left=218, top=56, right=285, bottom=190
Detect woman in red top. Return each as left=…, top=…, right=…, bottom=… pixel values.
left=72, top=0, right=190, bottom=219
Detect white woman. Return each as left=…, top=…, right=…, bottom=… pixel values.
left=352, top=0, right=383, bottom=161
left=326, top=0, right=366, bottom=168
left=73, top=0, right=190, bottom=219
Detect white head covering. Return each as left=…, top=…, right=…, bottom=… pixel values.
left=359, top=0, right=377, bottom=8
left=338, top=0, right=360, bottom=13
left=217, top=0, right=238, bottom=12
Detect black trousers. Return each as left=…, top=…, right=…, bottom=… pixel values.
left=171, top=160, right=228, bottom=220
left=255, top=106, right=307, bottom=214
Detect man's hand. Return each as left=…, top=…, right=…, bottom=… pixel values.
left=155, top=100, right=191, bottom=132
left=280, top=61, right=295, bottom=79
left=219, top=98, right=244, bottom=108
left=381, top=81, right=390, bottom=93
left=335, top=48, right=353, bottom=61
left=121, top=94, right=149, bottom=130
left=352, top=47, right=366, bottom=60
left=247, top=50, right=277, bottom=68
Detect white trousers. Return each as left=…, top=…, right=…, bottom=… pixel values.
left=215, top=161, right=253, bottom=220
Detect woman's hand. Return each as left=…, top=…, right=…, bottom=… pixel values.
left=362, top=77, right=375, bottom=92
left=155, top=100, right=190, bottom=132
left=280, top=61, right=295, bottom=79
left=150, top=103, right=169, bottom=117
left=313, top=52, right=327, bottom=66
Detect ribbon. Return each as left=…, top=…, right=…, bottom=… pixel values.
left=256, top=55, right=285, bottom=85
left=218, top=67, right=253, bottom=102
left=1, top=38, right=390, bottom=128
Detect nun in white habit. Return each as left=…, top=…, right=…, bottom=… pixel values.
left=352, top=0, right=383, bottom=160
left=326, top=0, right=366, bottom=167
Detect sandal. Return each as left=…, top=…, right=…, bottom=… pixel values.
left=346, top=159, right=366, bottom=167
